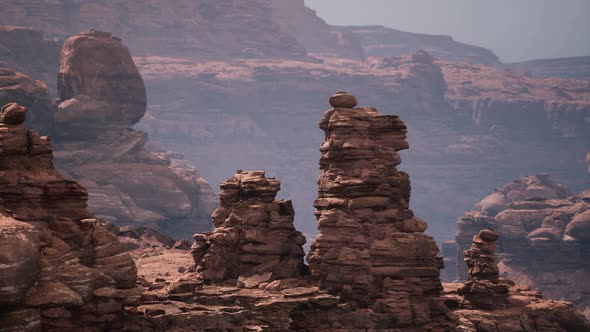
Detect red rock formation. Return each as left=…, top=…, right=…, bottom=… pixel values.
left=47, top=31, right=217, bottom=239
left=193, top=171, right=307, bottom=286
left=458, top=229, right=511, bottom=309
left=0, top=0, right=306, bottom=59
left=453, top=173, right=590, bottom=317
left=56, top=30, right=146, bottom=139
left=443, top=231, right=590, bottom=331
left=307, top=93, right=448, bottom=328
left=0, top=103, right=139, bottom=331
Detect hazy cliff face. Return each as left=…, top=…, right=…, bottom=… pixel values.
left=135, top=53, right=589, bottom=244
left=1, top=1, right=588, bottom=246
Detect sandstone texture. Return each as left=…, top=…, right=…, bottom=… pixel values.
left=453, top=173, right=590, bottom=317
left=135, top=49, right=589, bottom=245
left=48, top=31, right=217, bottom=239
left=0, top=103, right=139, bottom=331
left=193, top=171, right=307, bottom=285
left=306, top=93, right=449, bottom=328
left=443, top=230, right=590, bottom=332
left=106, top=94, right=590, bottom=331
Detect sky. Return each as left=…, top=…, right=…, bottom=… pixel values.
left=304, top=0, right=590, bottom=63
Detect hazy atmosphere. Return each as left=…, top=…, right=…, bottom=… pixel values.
left=1, top=1, right=589, bottom=329
left=306, top=0, right=590, bottom=62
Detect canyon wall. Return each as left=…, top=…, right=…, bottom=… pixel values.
left=0, top=0, right=306, bottom=59
left=136, top=51, right=589, bottom=245
left=505, top=56, right=590, bottom=80
left=0, top=30, right=217, bottom=240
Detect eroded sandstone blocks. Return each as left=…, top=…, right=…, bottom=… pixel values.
left=193, top=171, right=307, bottom=287
left=307, top=93, right=446, bottom=326
left=458, top=229, right=511, bottom=309
left=0, top=104, right=139, bottom=331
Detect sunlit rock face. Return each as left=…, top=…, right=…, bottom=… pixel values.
left=452, top=172, right=590, bottom=317
left=0, top=103, right=139, bottom=331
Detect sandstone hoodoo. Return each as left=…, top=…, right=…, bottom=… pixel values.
left=458, top=229, right=511, bottom=309
left=0, top=103, right=139, bottom=331
left=307, top=93, right=448, bottom=327
left=193, top=170, right=307, bottom=286
left=452, top=172, right=590, bottom=316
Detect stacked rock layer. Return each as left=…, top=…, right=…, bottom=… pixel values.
left=0, top=103, right=139, bottom=331
left=453, top=173, right=590, bottom=315
left=458, top=229, right=510, bottom=309
left=307, top=93, right=447, bottom=327
left=193, top=171, right=307, bottom=286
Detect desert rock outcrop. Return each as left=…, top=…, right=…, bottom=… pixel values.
left=50, top=31, right=216, bottom=239
left=453, top=173, right=590, bottom=317
left=307, top=93, right=448, bottom=328
left=56, top=30, right=146, bottom=139
left=0, top=103, right=139, bottom=331
left=193, top=170, right=307, bottom=285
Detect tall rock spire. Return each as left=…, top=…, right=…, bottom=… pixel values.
left=307, top=92, right=447, bottom=327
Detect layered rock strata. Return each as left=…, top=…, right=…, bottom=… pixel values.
left=0, top=103, right=139, bottom=331
left=50, top=31, right=216, bottom=239
left=307, top=93, right=448, bottom=327
left=453, top=173, right=590, bottom=316
left=445, top=228, right=590, bottom=331
left=0, top=1, right=306, bottom=59
left=458, top=229, right=510, bottom=309
left=193, top=171, right=307, bottom=286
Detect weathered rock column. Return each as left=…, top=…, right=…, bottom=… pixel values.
left=193, top=171, right=307, bottom=287
left=459, top=229, right=511, bottom=309
left=307, top=93, right=446, bottom=326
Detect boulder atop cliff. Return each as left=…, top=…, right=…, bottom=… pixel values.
left=453, top=171, right=590, bottom=318
left=56, top=30, right=146, bottom=138
left=0, top=68, right=54, bottom=134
